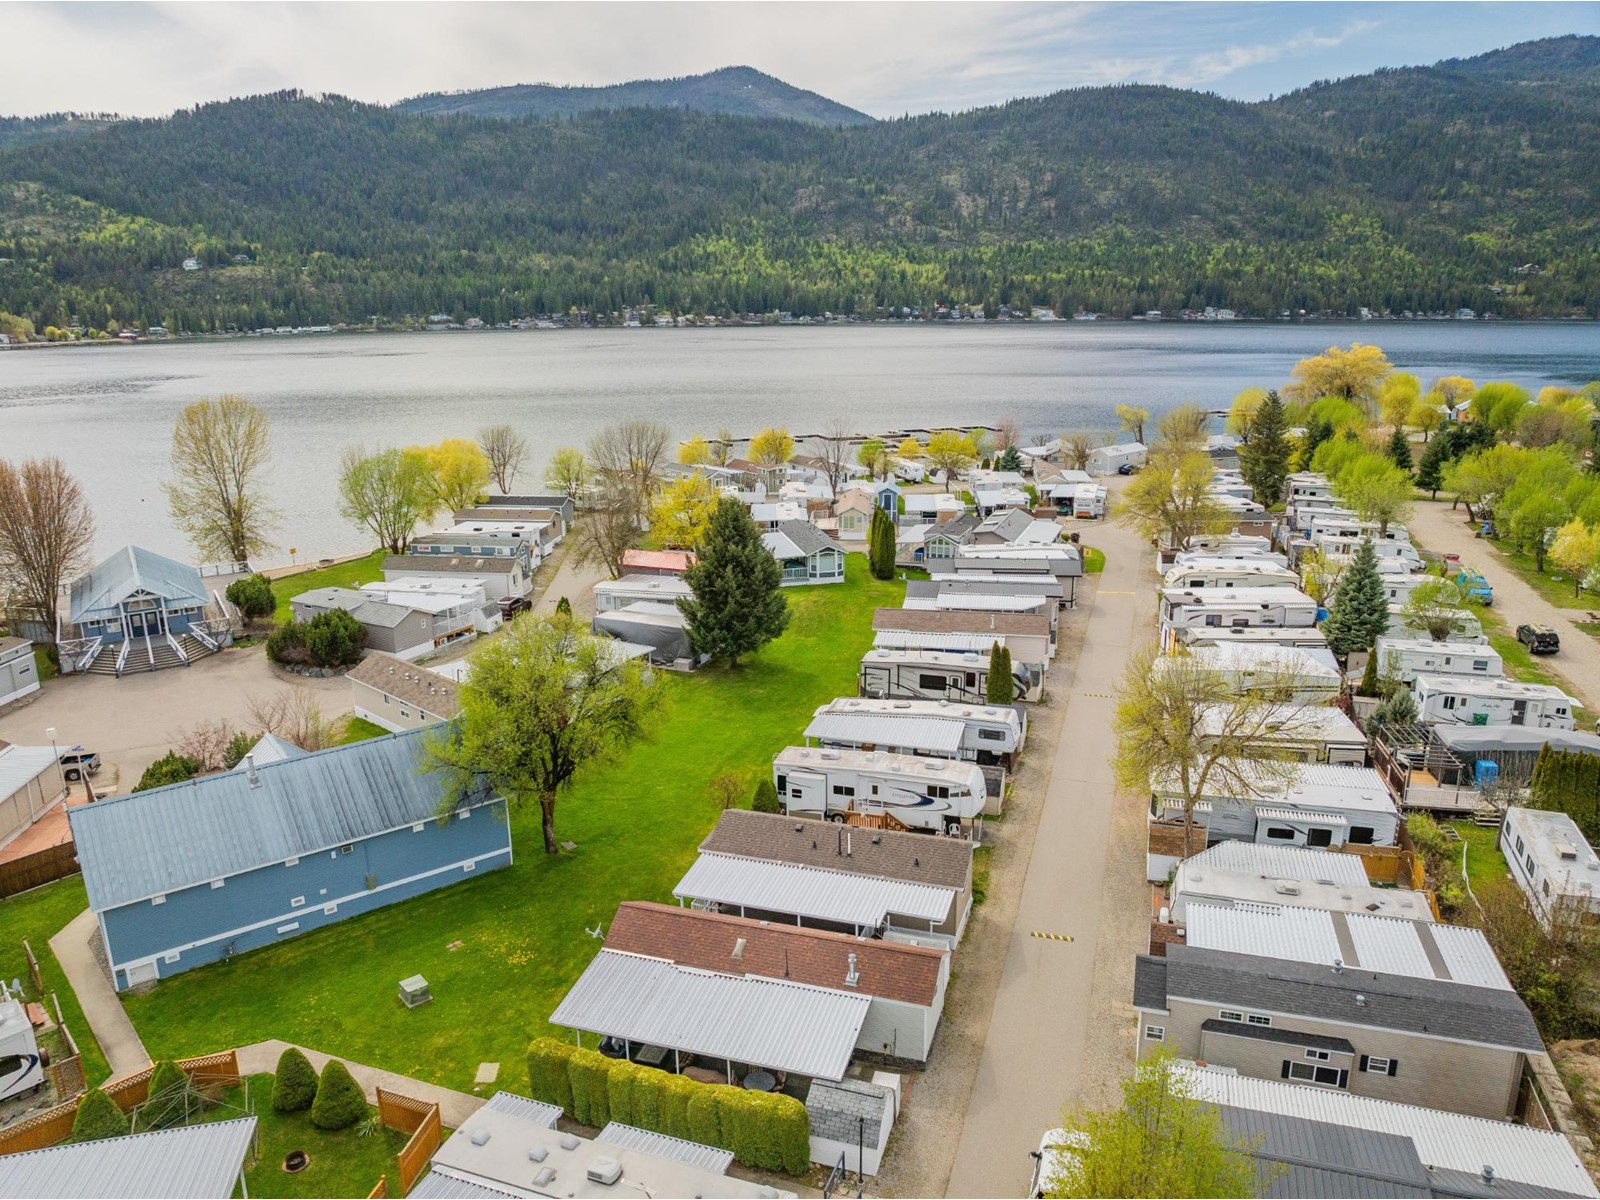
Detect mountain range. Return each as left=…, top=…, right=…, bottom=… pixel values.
left=0, top=37, right=1596, bottom=333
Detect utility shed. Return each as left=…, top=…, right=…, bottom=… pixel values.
left=807, top=1078, right=896, bottom=1178
left=0, top=1116, right=256, bottom=1198
left=68, top=728, right=512, bottom=990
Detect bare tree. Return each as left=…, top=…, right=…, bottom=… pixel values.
left=588, top=420, right=671, bottom=523
left=478, top=424, right=530, bottom=494
left=811, top=417, right=856, bottom=496
left=176, top=718, right=242, bottom=774
left=711, top=427, right=735, bottom=467
left=0, top=457, right=95, bottom=638
left=1153, top=404, right=1209, bottom=457
left=1061, top=432, right=1098, bottom=471
left=994, top=418, right=1021, bottom=452
left=574, top=496, right=639, bottom=580
left=246, top=686, right=337, bottom=751
left=163, top=395, right=279, bottom=564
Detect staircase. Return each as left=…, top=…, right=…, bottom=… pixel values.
left=83, top=634, right=218, bottom=676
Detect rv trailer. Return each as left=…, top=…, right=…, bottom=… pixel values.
left=773, top=745, right=986, bottom=834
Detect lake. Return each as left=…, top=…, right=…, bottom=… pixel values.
left=1, top=322, right=1597, bottom=565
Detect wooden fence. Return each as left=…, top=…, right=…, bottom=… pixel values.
left=367, top=1176, right=389, bottom=1199
left=379, top=1088, right=442, bottom=1196
left=0, top=1049, right=242, bottom=1158
left=22, top=939, right=43, bottom=994
left=0, top=841, right=80, bottom=899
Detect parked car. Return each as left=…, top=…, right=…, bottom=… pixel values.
left=1029, top=1128, right=1086, bottom=1197
left=1517, top=623, right=1560, bottom=655
left=58, top=747, right=101, bottom=781
left=1456, top=570, right=1492, bottom=605
left=1118, top=462, right=1135, bottom=475
left=497, top=595, right=531, bottom=619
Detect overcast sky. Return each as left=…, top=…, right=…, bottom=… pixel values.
left=5, top=2, right=1596, bottom=119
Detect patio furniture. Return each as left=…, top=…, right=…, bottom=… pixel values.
left=398, top=975, right=432, bottom=1008
left=742, top=1070, right=777, bottom=1092
left=635, top=1044, right=670, bottom=1069
left=683, top=1066, right=723, bottom=1085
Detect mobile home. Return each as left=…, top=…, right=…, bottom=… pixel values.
left=1413, top=675, right=1579, bottom=730
left=1087, top=442, right=1146, bottom=476
left=859, top=646, right=1042, bottom=703
left=773, top=745, right=987, bottom=834
left=1178, top=626, right=1330, bottom=652
left=1374, top=637, right=1504, bottom=685
left=593, top=573, right=694, bottom=612
left=1385, top=605, right=1487, bottom=644
left=812, top=696, right=1025, bottom=766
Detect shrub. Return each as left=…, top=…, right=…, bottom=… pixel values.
left=272, top=1047, right=318, bottom=1113
left=226, top=573, right=277, bottom=621
left=556, top=596, right=572, bottom=616
left=70, top=1088, right=129, bottom=1142
left=526, top=1037, right=578, bottom=1114
left=632, top=1068, right=663, bottom=1133
left=687, top=1085, right=726, bottom=1148
left=606, top=1060, right=645, bottom=1127
left=266, top=620, right=309, bottom=665
left=567, top=1047, right=613, bottom=1128
left=222, top=729, right=258, bottom=770
left=134, top=751, right=198, bottom=793
left=751, top=777, right=781, bottom=813
left=726, top=1089, right=811, bottom=1175
left=309, top=1059, right=367, bottom=1130
left=658, top=1073, right=698, bottom=1141
left=304, top=609, right=367, bottom=667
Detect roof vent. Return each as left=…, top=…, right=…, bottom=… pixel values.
left=559, top=1134, right=579, bottom=1151
left=246, top=755, right=259, bottom=789
left=1332, top=958, right=1344, bottom=974
left=587, top=1156, right=624, bottom=1186
left=532, top=1166, right=556, bottom=1187
left=470, top=1128, right=491, bottom=1147
left=731, top=938, right=747, bottom=961
left=528, top=1145, right=548, bottom=1163
left=846, top=953, right=860, bottom=987
left=1272, top=882, right=1300, bottom=896
left=1482, top=1166, right=1495, bottom=1185
left=1355, top=993, right=1367, bottom=1007
left=1558, top=843, right=1580, bottom=860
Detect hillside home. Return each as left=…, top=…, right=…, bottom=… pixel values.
left=1413, top=675, right=1579, bottom=730
left=763, top=522, right=846, bottom=585
left=68, top=729, right=512, bottom=989
left=347, top=651, right=460, bottom=732
left=1501, top=806, right=1600, bottom=925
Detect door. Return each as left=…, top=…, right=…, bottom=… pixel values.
left=785, top=771, right=827, bottom=816
left=124, top=960, right=158, bottom=987
left=1512, top=700, right=1527, bottom=726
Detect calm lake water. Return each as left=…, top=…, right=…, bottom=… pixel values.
left=1, top=322, right=1597, bottom=565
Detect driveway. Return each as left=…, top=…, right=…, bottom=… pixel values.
left=1405, top=500, right=1599, bottom=713
left=945, top=508, right=1155, bottom=1197
left=0, top=648, right=351, bottom=792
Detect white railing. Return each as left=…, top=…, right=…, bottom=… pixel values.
left=114, top=639, right=130, bottom=677
left=165, top=633, right=189, bottom=665
left=189, top=625, right=219, bottom=653
left=197, top=561, right=251, bottom=578
left=142, top=635, right=155, bottom=670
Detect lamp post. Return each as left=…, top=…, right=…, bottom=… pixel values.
left=45, top=726, right=65, bottom=798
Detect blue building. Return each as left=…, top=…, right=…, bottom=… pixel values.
left=60, top=545, right=232, bottom=675
left=68, top=728, right=512, bottom=990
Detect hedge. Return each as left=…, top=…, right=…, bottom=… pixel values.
left=524, top=1037, right=810, bottom=1174
left=272, top=1046, right=318, bottom=1113
left=527, top=1038, right=578, bottom=1114
left=310, top=1059, right=367, bottom=1130
left=70, top=1088, right=129, bottom=1142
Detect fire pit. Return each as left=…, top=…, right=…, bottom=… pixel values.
left=282, top=1151, right=309, bottom=1174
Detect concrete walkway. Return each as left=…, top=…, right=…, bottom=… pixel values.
left=48, top=909, right=151, bottom=1078
left=236, top=1041, right=486, bottom=1128
left=945, top=515, right=1153, bottom=1198
left=1406, top=499, right=1600, bottom=713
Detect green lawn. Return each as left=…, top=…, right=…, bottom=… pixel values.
left=270, top=552, right=387, bottom=622
left=338, top=717, right=392, bottom=745
left=123, top=555, right=905, bottom=1092
left=1447, top=821, right=1511, bottom=890
left=1081, top=546, right=1106, bottom=574
left=0, top=877, right=111, bottom=1086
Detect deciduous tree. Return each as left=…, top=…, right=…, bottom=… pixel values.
left=810, top=417, right=855, bottom=496
left=1550, top=519, right=1600, bottom=596
left=1153, top=404, right=1208, bottom=457
left=1509, top=495, right=1570, bottom=572
left=1062, top=432, right=1097, bottom=472
left=337, top=446, right=436, bottom=552
left=0, top=456, right=94, bottom=637
left=924, top=430, right=977, bottom=491
left=589, top=420, right=671, bottom=523
left=430, top=612, right=661, bottom=854
left=679, top=497, right=789, bottom=665
left=1223, top=389, right=1265, bottom=438
left=995, top=417, right=1022, bottom=451
left=1409, top=395, right=1443, bottom=442
left=163, top=395, right=278, bottom=563
left=543, top=447, right=590, bottom=502
left=678, top=436, right=713, bottom=466
left=574, top=496, right=639, bottom=579
left=478, top=423, right=529, bottom=493
left=411, top=438, right=492, bottom=512
left=1113, top=452, right=1230, bottom=551
left=1335, top=454, right=1413, bottom=536
left=897, top=437, right=923, bottom=462
left=1401, top=578, right=1479, bottom=642
left=1379, top=372, right=1421, bottom=429
left=1284, top=342, right=1392, bottom=413
left=651, top=473, right=721, bottom=549
left=749, top=426, right=794, bottom=466
left=857, top=438, right=887, bottom=479
left=1115, top=404, right=1150, bottom=444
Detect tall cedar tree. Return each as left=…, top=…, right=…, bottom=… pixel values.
left=1238, top=389, right=1291, bottom=507
left=868, top=506, right=896, bottom=580
left=1296, top=417, right=1333, bottom=472
left=1387, top=426, right=1414, bottom=472
left=997, top=445, right=1024, bottom=472
left=1321, top=538, right=1389, bottom=658
left=1416, top=435, right=1448, bottom=497
left=679, top=497, right=790, bottom=665
left=985, top=643, right=1014, bottom=704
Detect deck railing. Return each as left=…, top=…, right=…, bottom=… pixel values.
left=114, top=639, right=131, bottom=677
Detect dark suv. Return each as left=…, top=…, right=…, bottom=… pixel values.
left=1517, top=623, right=1560, bottom=655
left=497, top=594, right=531, bottom=619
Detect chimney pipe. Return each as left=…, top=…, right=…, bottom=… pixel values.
left=246, top=755, right=259, bottom=789
left=846, top=953, right=859, bottom=987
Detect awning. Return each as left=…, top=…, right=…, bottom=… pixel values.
left=1254, top=806, right=1349, bottom=826
left=803, top=713, right=964, bottom=756
left=551, top=950, right=870, bottom=1081
left=673, top=852, right=955, bottom=927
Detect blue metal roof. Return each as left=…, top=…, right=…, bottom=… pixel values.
left=69, top=727, right=494, bottom=911
left=68, top=545, right=210, bottom=624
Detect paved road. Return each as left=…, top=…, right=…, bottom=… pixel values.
left=1405, top=500, right=1599, bottom=713
left=945, top=515, right=1153, bottom=1198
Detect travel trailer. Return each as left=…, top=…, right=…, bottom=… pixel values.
left=773, top=746, right=987, bottom=834
left=811, top=696, right=1025, bottom=766
left=1161, top=560, right=1303, bottom=591
left=859, top=646, right=1042, bottom=703
left=0, top=982, right=43, bottom=1102
left=1178, top=626, right=1331, bottom=652
left=1374, top=637, right=1504, bottom=685
left=1413, top=675, right=1579, bottom=731
left=1158, top=588, right=1319, bottom=640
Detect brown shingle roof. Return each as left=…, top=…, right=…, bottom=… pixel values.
left=871, top=607, right=1051, bottom=637
left=699, top=810, right=972, bottom=894
left=605, top=901, right=944, bottom=1006
left=346, top=651, right=460, bottom=719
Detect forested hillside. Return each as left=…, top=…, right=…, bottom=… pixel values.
left=0, top=37, right=1596, bottom=332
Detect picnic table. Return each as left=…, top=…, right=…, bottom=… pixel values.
left=741, top=1070, right=777, bottom=1092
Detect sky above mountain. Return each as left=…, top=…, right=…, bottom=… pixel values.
left=6, top=1, right=1597, bottom=119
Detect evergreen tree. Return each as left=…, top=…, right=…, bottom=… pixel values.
left=868, top=506, right=896, bottom=580
left=751, top=777, right=781, bottom=813
left=1296, top=417, right=1333, bottom=471
left=1387, top=426, right=1413, bottom=473
left=70, top=1089, right=129, bottom=1142
left=272, top=1047, right=318, bottom=1113
left=1238, top=389, right=1291, bottom=507
left=679, top=497, right=789, bottom=665
left=555, top=595, right=572, bottom=616
left=1356, top=649, right=1381, bottom=698
left=997, top=445, right=1023, bottom=472
left=1416, top=435, right=1448, bottom=498
left=985, top=642, right=1014, bottom=704
left=1320, top=538, right=1389, bottom=658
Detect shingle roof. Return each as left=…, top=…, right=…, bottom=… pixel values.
left=1200, top=1018, right=1355, bottom=1054
left=604, top=901, right=944, bottom=1006
left=0, top=1116, right=256, bottom=1198
left=1155, top=945, right=1543, bottom=1052
left=767, top=520, right=842, bottom=558
left=383, top=554, right=520, bottom=575
left=872, top=607, right=1051, bottom=638
left=1133, top=955, right=1168, bottom=1011
left=290, top=586, right=414, bottom=628
left=699, top=809, right=972, bottom=893
left=347, top=651, right=461, bottom=719
left=68, top=545, right=209, bottom=623
left=69, top=728, right=494, bottom=910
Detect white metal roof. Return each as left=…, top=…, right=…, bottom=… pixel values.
left=229, top=732, right=306, bottom=771
left=550, top=949, right=870, bottom=1080
left=1180, top=841, right=1369, bottom=886
left=1183, top=904, right=1510, bottom=989
left=804, top=713, right=964, bottom=755
left=673, top=853, right=954, bottom=926
left=0, top=1116, right=256, bottom=1198
left=1414, top=674, right=1580, bottom=705
left=1195, top=704, right=1364, bottom=746
left=930, top=593, right=1043, bottom=612
left=1502, top=807, right=1600, bottom=900
left=595, top=1124, right=735, bottom=1174
left=773, top=745, right=985, bottom=790
left=1180, top=642, right=1340, bottom=680
left=1253, top=805, right=1350, bottom=826
left=1160, top=762, right=1397, bottom=816
left=0, top=744, right=58, bottom=802
left=593, top=574, right=693, bottom=597
left=874, top=630, right=1006, bottom=653
left=1179, top=1065, right=1598, bottom=1197
left=1160, top=587, right=1317, bottom=606
left=817, top=695, right=1021, bottom=733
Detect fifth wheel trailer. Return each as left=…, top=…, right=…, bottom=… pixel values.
left=812, top=696, right=1025, bottom=766
left=773, top=746, right=986, bottom=834
left=0, top=982, right=43, bottom=1102
left=859, top=647, right=1042, bottom=703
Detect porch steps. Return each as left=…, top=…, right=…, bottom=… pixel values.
left=83, top=634, right=218, bottom=676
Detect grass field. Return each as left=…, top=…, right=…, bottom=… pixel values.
left=121, top=555, right=904, bottom=1092
left=269, top=551, right=386, bottom=622
left=0, top=877, right=111, bottom=1086
left=338, top=716, right=392, bottom=744
left=1081, top=546, right=1106, bottom=574
left=1447, top=821, right=1511, bottom=890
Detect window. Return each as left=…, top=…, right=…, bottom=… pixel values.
left=1527, top=854, right=1537, bottom=876
left=1304, top=1048, right=1330, bottom=1061
left=1265, top=827, right=1295, bottom=840
left=978, top=729, right=1005, bottom=741
left=1443, top=695, right=1459, bottom=710
left=324, top=904, right=337, bottom=915
left=383, top=694, right=391, bottom=705
left=458, top=809, right=471, bottom=820
left=928, top=785, right=950, bottom=800
left=1204, top=614, right=1223, bottom=627
left=340, top=844, right=354, bottom=854
left=1144, top=1025, right=1165, bottom=1041
left=1247, top=1014, right=1272, bottom=1027
left=400, top=708, right=410, bottom=718
left=1218, top=1009, right=1244, bottom=1022
left=285, top=856, right=299, bottom=867
left=1359, top=1056, right=1398, bottom=1076
left=0, top=1054, right=24, bottom=1076
left=1307, top=828, right=1333, bottom=848
left=1544, top=880, right=1551, bottom=897
left=210, top=879, right=225, bottom=890
left=290, top=896, right=305, bottom=908
left=151, top=894, right=166, bottom=906
left=1348, top=827, right=1375, bottom=845
left=1472, top=660, right=1489, bottom=672
left=1284, top=1061, right=1346, bottom=1087
left=463, top=861, right=475, bottom=872
left=1515, top=835, right=1526, bottom=855
left=965, top=672, right=977, bottom=688
left=163, top=952, right=180, bottom=964
left=832, top=785, right=856, bottom=798
left=918, top=673, right=949, bottom=692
